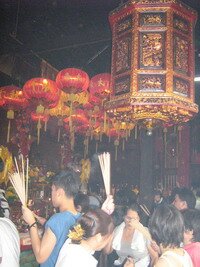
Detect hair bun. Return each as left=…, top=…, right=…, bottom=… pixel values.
left=68, top=224, right=85, bottom=243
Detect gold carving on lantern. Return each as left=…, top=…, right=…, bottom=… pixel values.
left=117, top=15, right=132, bottom=34
left=174, top=35, right=189, bottom=75
left=140, top=32, right=164, bottom=68
left=65, top=73, right=83, bottom=82
left=98, top=78, right=107, bottom=87
left=106, top=0, right=198, bottom=128
left=139, top=74, right=165, bottom=92
left=140, top=12, right=166, bottom=26
left=115, top=35, right=132, bottom=74
left=173, top=15, right=189, bottom=35
left=173, top=77, right=189, bottom=97
left=115, top=76, right=131, bottom=96
left=43, top=83, right=50, bottom=93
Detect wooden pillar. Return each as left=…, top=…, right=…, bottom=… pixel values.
left=139, top=130, right=154, bottom=211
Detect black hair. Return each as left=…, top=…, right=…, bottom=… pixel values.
left=74, top=192, right=90, bottom=213
left=51, top=170, right=80, bottom=198
left=182, top=208, right=200, bottom=242
left=149, top=204, right=184, bottom=248
left=177, top=187, right=196, bottom=209
left=126, top=202, right=141, bottom=218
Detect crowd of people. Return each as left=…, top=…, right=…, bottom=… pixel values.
left=1, top=170, right=200, bottom=267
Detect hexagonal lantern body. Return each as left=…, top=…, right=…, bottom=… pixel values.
left=105, top=0, right=198, bottom=128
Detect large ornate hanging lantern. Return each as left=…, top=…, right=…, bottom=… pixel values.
left=105, top=0, right=198, bottom=131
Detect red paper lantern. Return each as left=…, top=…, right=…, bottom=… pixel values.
left=2, top=85, right=28, bottom=143
left=56, top=68, right=89, bottom=94
left=64, top=109, right=88, bottom=127
left=23, top=78, right=60, bottom=108
left=89, top=73, right=111, bottom=99
left=0, top=87, right=6, bottom=106
left=88, top=94, right=102, bottom=107
left=3, top=85, right=28, bottom=109
left=31, top=112, right=49, bottom=123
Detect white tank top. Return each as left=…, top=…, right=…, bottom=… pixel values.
left=159, top=250, right=193, bottom=267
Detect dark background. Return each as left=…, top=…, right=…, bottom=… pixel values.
left=0, top=0, right=200, bottom=81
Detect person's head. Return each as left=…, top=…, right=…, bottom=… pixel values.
left=154, top=190, right=162, bottom=203
left=51, top=170, right=80, bottom=208
left=69, top=208, right=114, bottom=251
left=182, top=208, right=200, bottom=245
left=149, top=204, right=184, bottom=249
left=74, top=192, right=90, bottom=213
left=173, top=187, right=196, bottom=210
left=124, top=203, right=141, bottom=228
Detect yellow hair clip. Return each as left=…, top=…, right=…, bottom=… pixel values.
left=68, top=224, right=85, bottom=242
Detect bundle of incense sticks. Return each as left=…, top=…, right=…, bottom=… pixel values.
left=8, top=156, right=29, bottom=206
left=98, top=152, right=111, bottom=196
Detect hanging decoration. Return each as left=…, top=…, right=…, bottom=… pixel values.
left=2, top=85, right=28, bottom=143
left=14, top=110, right=33, bottom=157
left=89, top=73, right=111, bottom=133
left=23, top=78, right=60, bottom=109
left=0, top=87, right=6, bottom=107
left=64, top=109, right=89, bottom=150
left=56, top=68, right=89, bottom=94
left=56, top=68, right=90, bottom=146
left=0, top=146, right=13, bottom=184
left=23, top=78, right=60, bottom=144
left=105, top=0, right=198, bottom=134
left=31, top=112, right=49, bottom=144
left=89, top=73, right=111, bottom=100
left=49, top=91, right=70, bottom=141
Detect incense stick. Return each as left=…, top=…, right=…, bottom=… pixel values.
left=26, top=158, right=29, bottom=204
left=98, top=152, right=111, bottom=195
left=8, top=157, right=29, bottom=206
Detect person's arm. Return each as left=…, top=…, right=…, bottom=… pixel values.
left=124, top=257, right=135, bottom=267
left=33, top=213, right=47, bottom=226
left=147, top=242, right=159, bottom=267
left=22, top=206, right=56, bottom=263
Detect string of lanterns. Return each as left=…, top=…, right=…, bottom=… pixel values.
left=0, top=69, right=130, bottom=159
